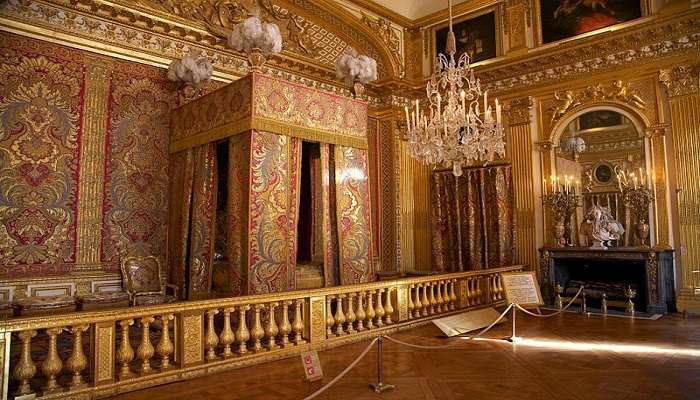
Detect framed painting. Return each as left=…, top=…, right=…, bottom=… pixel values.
left=538, top=0, right=643, bottom=44
left=432, top=9, right=499, bottom=68
left=578, top=110, right=624, bottom=130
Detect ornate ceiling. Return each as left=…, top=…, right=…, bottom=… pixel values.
left=0, top=0, right=403, bottom=89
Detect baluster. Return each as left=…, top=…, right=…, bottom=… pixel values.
left=375, top=289, right=386, bottom=326
left=66, top=324, right=89, bottom=388
left=12, top=330, right=37, bottom=397
left=279, top=300, right=293, bottom=348
left=41, top=328, right=64, bottom=394
left=464, top=279, right=472, bottom=307
left=421, top=283, right=429, bottom=316
left=266, top=302, right=280, bottom=350
left=334, top=294, right=347, bottom=335
left=292, top=299, right=306, bottom=344
left=206, top=309, right=220, bottom=361
left=326, top=296, right=335, bottom=337
left=435, top=281, right=444, bottom=313
left=407, top=284, right=415, bottom=319
left=443, top=281, right=450, bottom=310
left=428, top=283, right=436, bottom=315
left=236, top=305, right=251, bottom=355
left=450, top=279, right=457, bottom=310
left=492, top=275, right=499, bottom=301
left=219, top=308, right=235, bottom=358
left=345, top=294, right=357, bottom=333
left=251, top=304, right=265, bottom=352
left=156, top=314, right=175, bottom=368
left=476, top=277, right=483, bottom=305
left=137, top=316, right=155, bottom=374
left=414, top=284, right=423, bottom=318
left=497, top=275, right=504, bottom=300
left=384, top=288, right=394, bottom=324
left=356, top=292, right=366, bottom=331
left=365, top=291, right=376, bottom=329
left=117, top=320, right=134, bottom=378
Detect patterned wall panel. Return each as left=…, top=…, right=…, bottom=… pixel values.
left=335, top=146, right=374, bottom=284
left=101, top=68, right=175, bottom=271
left=0, top=34, right=84, bottom=277
left=0, top=33, right=175, bottom=281
left=247, top=131, right=300, bottom=294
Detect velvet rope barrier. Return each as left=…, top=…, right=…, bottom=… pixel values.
left=514, top=286, right=585, bottom=318
left=303, top=337, right=379, bottom=400
left=382, top=303, right=515, bottom=350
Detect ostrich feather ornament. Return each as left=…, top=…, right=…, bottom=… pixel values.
left=335, top=47, right=378, bottom=86
left=228, top=16, right=283, bottom=55
left=167, top=51, right=213, bottom=86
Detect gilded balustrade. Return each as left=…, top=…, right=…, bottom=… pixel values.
left=0, top=266, right=522, bottom=399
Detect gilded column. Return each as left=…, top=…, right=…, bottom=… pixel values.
left=505, top=97, right=538, bottom=270
left=1, top=331, right=9, bottom=400
left=660, top=65, right=700, bottom=312
left=75, top=59, right=111, bottom=272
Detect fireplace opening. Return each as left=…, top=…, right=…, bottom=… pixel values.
left=554, top=258, right=647, bottom=311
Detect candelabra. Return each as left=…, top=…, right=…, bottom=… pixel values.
left=615, top=166, right=654, bottom=247
left=542, top=175, right=581, bottom=247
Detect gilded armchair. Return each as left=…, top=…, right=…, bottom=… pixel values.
left=120, top=256, right=179, bottom=306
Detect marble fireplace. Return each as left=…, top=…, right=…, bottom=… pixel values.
left=539, top=247, right=675, bottom=314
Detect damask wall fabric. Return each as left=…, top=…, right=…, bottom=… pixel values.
left=247, top=131, right=301, bottom=294
left=167, top=149, right=194, bottom=292
left=0, top=35, right=83, bottom=276
left=0, top=33, right=176, bottom=279
left=431, top=165, right=515, bottom=271
left=335, top=146, right=374, bottom=284
left=101, top=68, right=174, bottom=271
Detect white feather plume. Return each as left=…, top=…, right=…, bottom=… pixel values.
left=228, top=16, right=283, bottom=55
left=167, top=51, right=213, bottom=85
left=335, top=47, right=378, bottom=85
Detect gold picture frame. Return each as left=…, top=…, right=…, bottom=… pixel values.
left=429, top=5, right=503, bottom=73
left=534, top=0, right=651, bottom=46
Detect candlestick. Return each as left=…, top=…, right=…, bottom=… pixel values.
left=415, top=99, right=420, bottom=124
left=495, top=99, right=502, bottom=125
left=405, top=106, right=410, bottom=130
left=484, top=90, right=488, bottom=109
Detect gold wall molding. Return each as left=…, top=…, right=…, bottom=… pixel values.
left=75, top=60, right=111, bottom=271
left=480, top=10, right=700, bottom=93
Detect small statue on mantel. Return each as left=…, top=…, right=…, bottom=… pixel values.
left=580, top=204, right=624, bottom=249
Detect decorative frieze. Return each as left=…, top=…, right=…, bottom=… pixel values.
left=659, top=64, right=700, bottom=97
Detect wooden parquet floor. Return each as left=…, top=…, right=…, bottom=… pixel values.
left=113, top=311, right=700, bottom=400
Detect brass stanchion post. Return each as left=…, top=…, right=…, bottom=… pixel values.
left=370, top=334, right=395, bottom=393
left=504, top=303, right=516, bottom=342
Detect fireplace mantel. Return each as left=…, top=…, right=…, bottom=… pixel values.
left=538, top=247, right=675, bottom=314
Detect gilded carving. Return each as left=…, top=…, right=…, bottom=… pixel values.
left=182, top=313, right=204, bottom=365
left=648, top=252, right=658, bottom=304
left=548, top=80, right=647, bottom=126
left=359, top=13, right=404, bottom=77
left=504, top=96, right=533, bottom=125
left=309, top=296, right=325, bottom=343
left=96, top=325, right=115, bottom=382
left=659, top=65, right=700, bottom=97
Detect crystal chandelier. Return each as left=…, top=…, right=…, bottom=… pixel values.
left=404, top=0, right=505, bottom=177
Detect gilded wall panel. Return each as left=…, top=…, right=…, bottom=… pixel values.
left=0, top=34, right=84, bottom=277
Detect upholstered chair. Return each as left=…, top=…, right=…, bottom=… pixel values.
left=120, top=256, right=179, bottom=306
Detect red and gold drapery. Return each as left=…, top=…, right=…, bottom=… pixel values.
left=431, top=165, right=515, bottom=271
left=170, top=72, right=372, bottom=296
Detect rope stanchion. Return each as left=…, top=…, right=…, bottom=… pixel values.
left=514, top=286, right=585, bottom=318
left=383, top=303, right=514, bottom=350
left=303, top=337, right=378, bottom=400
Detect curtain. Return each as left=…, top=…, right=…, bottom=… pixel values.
left=321, top=144, right=339, bottom=286
left=431, top=165, right=515, bottom=271
left=167, top=144, right=217, bottom=299
left=334, top=146, right=374, bottom=284
left=246, top=131, right=301, bottom=294
left=167, top=149, right=194, bottom=295
left=226, top=134, right=251, bottom=296
left=187, top=144, right=218, bottom=299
